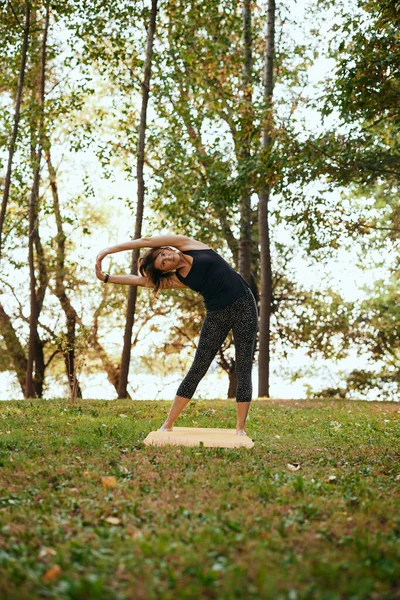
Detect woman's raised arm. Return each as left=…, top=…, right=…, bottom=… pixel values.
left=95, top=234, right=208, bottom=284
left=96, top=234, right=207, bottom=264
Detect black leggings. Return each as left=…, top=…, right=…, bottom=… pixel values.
left=176, top=288, right=258, bottom=403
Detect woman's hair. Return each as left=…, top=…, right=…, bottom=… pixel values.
left=138, top=246, right=177, bottom=297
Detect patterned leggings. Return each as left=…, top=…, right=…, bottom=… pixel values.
left=176, top=288, right=258, bottom=402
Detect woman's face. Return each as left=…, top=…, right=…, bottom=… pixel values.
left=154, top=247, right=179, bottom=273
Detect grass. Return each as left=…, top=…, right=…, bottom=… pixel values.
left=0, top=397, right=399, bottom=600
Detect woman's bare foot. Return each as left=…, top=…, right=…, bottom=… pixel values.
left=159, top=422, right=174, bottom=432
left=236, top=429, right=248, bottom=436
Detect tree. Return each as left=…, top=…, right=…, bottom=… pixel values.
left=148, top=0, right=315, bottom=398
left=25, top=4, right=50, bottom=398
left=285, top=0, right=400, bottom=397
left=257, top=0, right=275, bottom=396
left=118, top=0, right=158, bottom=399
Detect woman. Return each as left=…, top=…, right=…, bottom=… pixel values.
left=95, top=234, right=258, bottom=436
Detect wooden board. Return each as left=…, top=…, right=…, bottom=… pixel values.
left=143, top=427, right=254, bottom=449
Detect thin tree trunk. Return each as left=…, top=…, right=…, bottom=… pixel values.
left=239, top=197, right=252, bottom=284
left=47, top=144, right=121, bottom=399
left=25, top=6, right=50, bottom=398
left=0, top=3, right=30, bottom=260
left=33, top=332, right=45, bottom=397
left=32, top=232, right=47, bottom=395
left=257, top=0, right=275, bottom=397
left=118, top=0, right=158, bottom=398
left=238, top=0, right=253, bottom=286
left=227, top=366, right=237, bottom=399
left=216, top=346, right=237, bottom=398
left=46, top=145, right=82, bottom=399
left=43, top=144, right=123, bottom=397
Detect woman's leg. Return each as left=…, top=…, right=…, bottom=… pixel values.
left=160, top=309, right=232, bottom=430
left=231, top=290, right=258, bottom=433
left=159, top=396, right=192, bottom=431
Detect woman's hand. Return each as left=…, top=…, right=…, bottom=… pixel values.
left=95, top=248, right=109, bottom=281
left=95, top=262, right=105, bottom=281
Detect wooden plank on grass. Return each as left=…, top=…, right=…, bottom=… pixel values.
left=143, top=427, right=254, bottom=448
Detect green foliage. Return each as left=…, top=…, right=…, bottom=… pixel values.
left=1, top=0, right=399, bottom=400
left=147, top=0, right=319, bottom=242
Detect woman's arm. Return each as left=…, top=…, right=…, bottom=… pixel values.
left=95, top=261, right=154, bottom=287
left=97, top=234, right=207, bottom=261
left=143, top=234, right=209, bottom=250
left=95, top=263, right=187, bottom=289
left=96, top=234, right=208, bottom=274
left=108, top=274, right=154, bottom=287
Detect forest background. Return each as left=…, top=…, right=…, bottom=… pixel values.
left=0, top=0, right=398, bottom=402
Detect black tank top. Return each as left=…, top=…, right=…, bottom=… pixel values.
left=175, top=249, right=250, bottom=312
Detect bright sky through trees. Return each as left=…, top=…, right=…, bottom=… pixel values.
left=1, top=0, right=397, bottom=400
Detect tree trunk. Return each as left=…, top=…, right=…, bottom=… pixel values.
left=217, top=347, right=236, bottom=398
left=238, top=0, right=253, bottom=286
left=0, top=3, right=30, bottom=260
left=118, top=0, right=158, bottom=398
left=227, top=365, right=237, bottom=399
left=33, top=332, right=45, bottom=397
left=44, top=142, right=127, bottom=399
left=25, top=6, right=50, bottom=398
left=257, top=0, right=275, bottom=397
left=239, top=197, right=252, bottom=284
left=46, top=146, right=82, bottom=399
left=45, top=144, right=122, bottom=398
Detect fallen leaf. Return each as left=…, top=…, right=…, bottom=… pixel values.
left=101, top=476, right=117, bottom=489
left=43, top=564, right=62, bottom=582
left=104, top=516, right=121, bottom=525
left=287, top=463, right=301, bottom=471
left=327, top=475, right=337, bottom=483
left=68, top=487, right=79, bottom=493
left=39, top=547, right=57, bottom=559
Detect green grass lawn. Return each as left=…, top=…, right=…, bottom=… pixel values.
left=0, top=398, right=399, bottom=600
